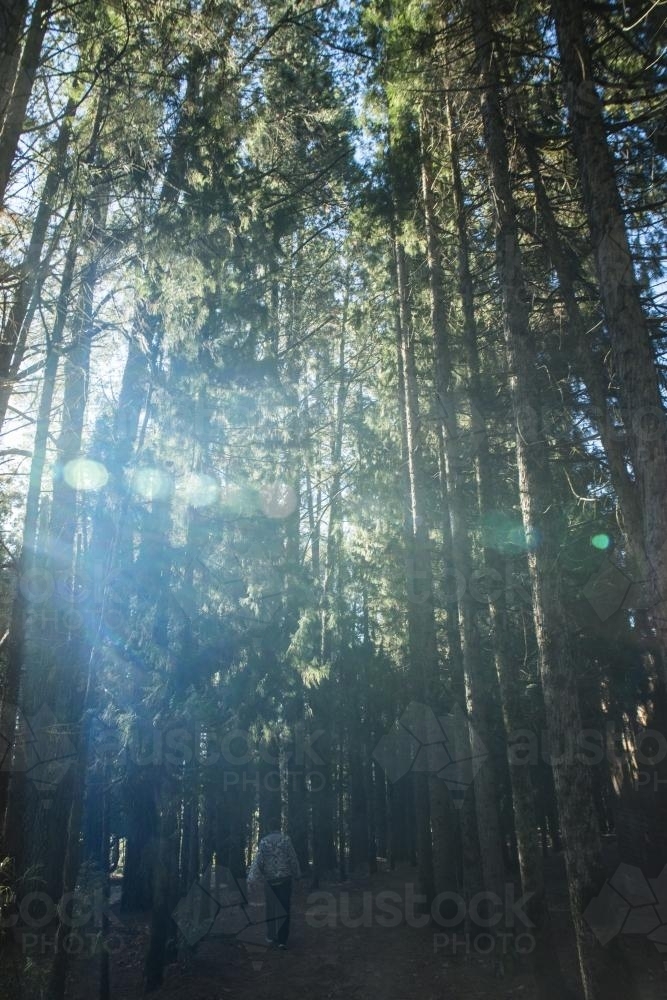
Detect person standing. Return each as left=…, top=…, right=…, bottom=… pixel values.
left=247, top=817, right=301, bottom=949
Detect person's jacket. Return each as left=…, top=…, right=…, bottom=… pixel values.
left=247, top=831, right=301, bottom=883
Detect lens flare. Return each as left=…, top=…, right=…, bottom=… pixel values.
left=183, top=473, right=219, bottom=508
left=261, top=482, right=297, bottom=519
left=131, top=467, right=171, bottom=501
left=63, top=458, right=109, bottom=491
left=481, top=512, right=538, bottom=552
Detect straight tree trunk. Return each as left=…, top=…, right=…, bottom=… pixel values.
left=466, top=3, right=639, bottom=995
left=121, top=754, right=158, bottom=912
left=0, top=0, right=53, bottom=205
left=348, top=729, right=369, bottom=872
left=519, top=124, right=667, bottom=880
left=0, top=223, right=77, bottom=843
left=98, top=755, right=112, bottom=1000
left=392, top=231, right=437, bottom=905
left=518, top=128, right=644, bottom=563
left=552, top=0, right=667, bottom=664
left=142, top=487, right=178, bottom=992
left=365, top=741, right=378, bottom=874
left=45, top=705, right=95, bottom=1000
left=143, top=770, right=180, bottom=993
left=4, top=186, right=106, bottom=896
left=420, top=139, right=512, bottom=960
left=0, top=0, right=29, bottom=130
left=0, top=95, right=76, bottom=426
left=312, top=298, right=350, bottom=883
left=287, top=729, right=309, bottom=871
left=437, top=100, right=570, bottom=995
left=434, top=435, right=477, bottom=900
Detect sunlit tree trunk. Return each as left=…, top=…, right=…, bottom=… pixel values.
left=552, top=0, right=667, bottom=668
left=467, top=2, right=639, bottom=995
left=31, top=191, right=107, bottom=900
left=438, top=97, right=570, bottom=995
left=0, top=227, right=76, bottom=845
left=420, top=128, right=508, bottom=945
left=4, top=180, right=107, bottom=897
left=519, top=128, right=644, bottom=566
left=520, top=123, right=667, bottom=882
left=0, top=0, right=53, bottom=205
left=0, top=95, right=76, bottom=427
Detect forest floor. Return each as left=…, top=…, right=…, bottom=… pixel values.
left=2, top=859, right=666, bottom=998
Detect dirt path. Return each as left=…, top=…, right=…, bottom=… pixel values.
left=121, top=869, right=538, bottom=1000
left=5, top=865, right=665, bottom=998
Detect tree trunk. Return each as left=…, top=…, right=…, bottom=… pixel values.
left=552, top=0, right=667, bottom=668
left=437, top=97, right=571, bottom=994
left=121, top=759, right=157, bottom=912
left=285, top=622, right=309, bottom=871
left=0, top=0, right=53, bottom=205
left=45, top=705, right=95, bottom=1000
left=5, top=187, right=107, bottom=898
left=520, top=123, right=667, bottom=881
left=392, top=231, right=437, bottom=905
left=518, top=127, right=644, bottom=563
left=0, top=0, right=29, bottom=130
left=143, top=770, right=179, bottom=993
left=419, top=122, right=513, bottom=960
left=348, top=733, right=369, bottom=872
left=467, top=2, right=639, bottom=995
left=0, top=95, right=76, bottom=427
left=0, top=219, right=77, bottom=843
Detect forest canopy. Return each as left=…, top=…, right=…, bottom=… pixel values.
left=0, top=1, right=666, bottom=998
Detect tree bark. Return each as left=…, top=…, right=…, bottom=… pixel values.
left=519, top=127, right=644, bottom=563
left=420, top=127, right=509, bottom=952
left=0, top=220, right=77, bottom=845
left=467, top=1, right=639, bottom=995
left=438, top=98, right=570, bottom=995
left=0, top=95, right=76, bottom=427
left=18, top=186, right=107, bottom=902
left=392, top=232, right=437, bottom=905
left=552, top=0, right=667, bottom=664
left=0, top=0, right=53, bottom=205
left=0, top=0, right=29, bottom=131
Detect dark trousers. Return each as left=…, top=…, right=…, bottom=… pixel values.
left=265, top=877, right=292, bottom=945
